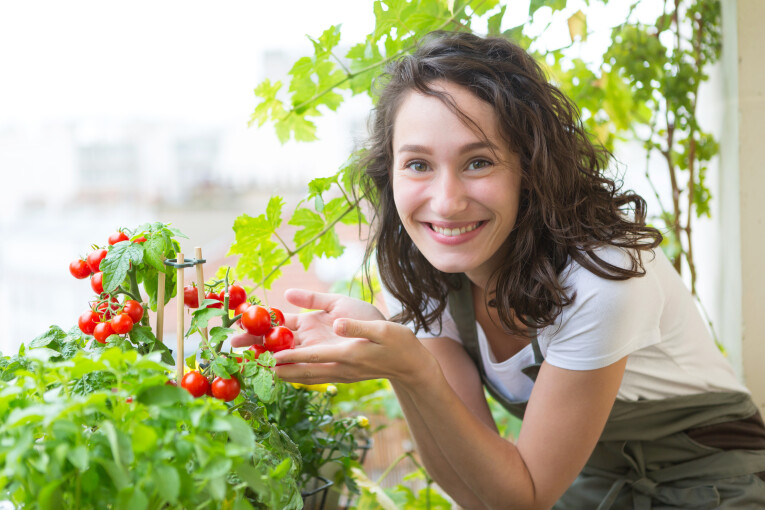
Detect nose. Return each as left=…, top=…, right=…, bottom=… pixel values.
left=430, top=169, right=469, bottom=218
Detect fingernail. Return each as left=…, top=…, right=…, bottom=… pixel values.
left=335, top=319, right=346, bottom=335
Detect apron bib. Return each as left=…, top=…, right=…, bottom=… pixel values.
left=447, top=273, right=765, bottom=509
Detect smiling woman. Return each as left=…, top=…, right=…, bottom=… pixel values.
left=231, top=31, right=765, bottom=509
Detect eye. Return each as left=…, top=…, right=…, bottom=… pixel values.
left=405, top=160, right=428, bottom=172
left=467, top=159, right=492, bottom=171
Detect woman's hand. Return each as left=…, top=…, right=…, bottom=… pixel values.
left=259, top=289, right=437, bottom=387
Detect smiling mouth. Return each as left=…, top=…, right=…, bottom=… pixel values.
left=429, top=221, right=484, bottom=237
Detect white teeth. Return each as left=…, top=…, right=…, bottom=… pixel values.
left=432, top=222, right=481, bottom=236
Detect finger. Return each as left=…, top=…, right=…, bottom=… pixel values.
left=274, top=362, right=344, bottom=385
left=284, top=288, right=338, bottom=312
left=334, top=318, right=407, bottom=344
left=229, top=332, right=264, bottom=348
left=272, top=341, right=355, bottom=365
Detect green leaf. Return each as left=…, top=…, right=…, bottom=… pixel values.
left=529, top=0, right=566, bottom=16
left=487, top=5, right=506, bottom=35
left=154, top=464, right=180, bottom=504
left=101, top=242, right=144, bottom=293
left=116, top=486, right=149, bottom=510
left=29, top=325, right=67, bottom=349
left=128, top=325, right=157, bottom=346
left=137, top=385, right=192, bottom=406
left=209, top=327, right=236, bottom=348
left=187, top=307, right=226, bottom=337
left=266, top=195, right=285, bottom=230
left=143, top=234, right=167, bottom=272
left=37, top=479, right=64, bottom=510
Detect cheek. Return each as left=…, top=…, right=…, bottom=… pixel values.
left=392, top=178, right=425, bottom=218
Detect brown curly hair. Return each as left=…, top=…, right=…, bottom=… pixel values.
left=359, top=31, right=662, bottom=337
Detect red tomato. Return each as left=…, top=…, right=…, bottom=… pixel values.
left=93, top=322, right=114, bottom=344
left=211, top=376, right=241, bottom=402
left=87, top=249, right=108, bottom=273
left=205, top=291, right=223, bottom=309
left=269, top=307, right=285, bottom=327
left=248, top=344, right=268, bottom=359
left=91, top=272, right=104, bottom=294
left=264, top=326, right=294, bottom=352
left=110, top=313, right=134, bottom=335
left=234, top=302, right=250, bottom=317
left=133, top=236, right=147, bottom=243
left=108, top=231, right=129, bottom=245
left=69, top=259, right=92, bottom=279
left=241, top=305, right=271, bottom=336
left=94, top=297, right=119, bottom=321
left=122, top=300, right=144, bottom=324
left=181, top=371, right=210, bottom=398
left=183, top=285, right=199, bottom=308
left=225, top=284, right=247, bottom=309
left=78, top=310, right=99, bottom=335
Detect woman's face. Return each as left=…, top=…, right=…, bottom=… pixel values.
left=391, top=81, right=522, bottom=285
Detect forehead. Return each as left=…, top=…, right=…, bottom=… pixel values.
left=392, top=81, right=501, bottom=146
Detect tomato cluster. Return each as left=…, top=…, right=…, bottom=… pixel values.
left=70, top=230, right=146, bottom=344
left=182, top=283, right=247, bottom=310
left=239, top=304, right=294, bottom=352
left=181, top=371, right=241, bottom=402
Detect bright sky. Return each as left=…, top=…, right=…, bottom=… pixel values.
left=0, top=0, right=378, bottom=126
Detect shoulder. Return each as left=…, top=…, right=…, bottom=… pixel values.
left=541, top=246, right=665, bottom=370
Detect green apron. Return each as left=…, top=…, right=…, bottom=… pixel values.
left=447, top=273, right=765, bottom=509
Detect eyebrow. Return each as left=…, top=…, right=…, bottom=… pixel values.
left=397, top=141, right=497, bottom=155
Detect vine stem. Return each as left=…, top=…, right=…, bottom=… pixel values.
left=254, top=195, right=365, bottom=291
left=274, top=0, right=490, bottom=123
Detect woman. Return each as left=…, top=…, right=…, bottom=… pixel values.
left=233, top=31, right=765, bottom=508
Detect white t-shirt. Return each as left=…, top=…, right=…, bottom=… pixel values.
left=383, top=247, right=747, bottom=402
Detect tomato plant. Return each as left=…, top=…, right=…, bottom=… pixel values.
left=211, top=376, right=241, bottom=401
left=181, top=370, right=210, bottom=398
left=264, top=326, right=294, bottom=353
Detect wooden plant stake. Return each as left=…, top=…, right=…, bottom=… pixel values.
left=156, top=270, right=166, bottom=344
left=194, top=246, right=209, bottom=345
left=175, top=252, right=185, bottom=385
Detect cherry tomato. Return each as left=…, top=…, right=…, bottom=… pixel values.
left=248, top=344, right=268, bottom=359
left=122, top=300, right=144, bottom=324
left=94, top=296, right=120, bottom=320
left=264, top=326, right=294, bottom=352
left=225, top=284, right=247, bottom=309
left=78, top=310, right=99, bottom=335
left=181, top=371, right=210, bottom=398
left=234, top=301, right=250, bottom=317
left=87, top=249, right=108, bottom=273
left=241, top=305, right=271, bottom=336
left=110, top=313, right=134, bottom=335
left=205, top=291, right=223, bottom=309
left=183, top=285, right=199, bottom=308
left=69, top=259, right=92, bottom=279
left=269, top=307, right=285, bottom=327
left=93, top=322, right=114, bottom=344
left=133, top=236, right=147, bottom=243
left=108, top=231, right=129, bottom=245
left=91, top=272, right=104, bottom=294
left=211, top=376, right=241, bottom=402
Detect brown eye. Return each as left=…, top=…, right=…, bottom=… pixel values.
left=407, top=161, right=428, bottom=172
left=467, top=159, right=491, bottom=171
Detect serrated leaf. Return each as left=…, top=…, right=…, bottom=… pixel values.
left=29, top=326, right=67, bottom=349
left=209, top=327, right=236, bottom=348
left=143, top=235, right=167, bottom=271
left=101, top=243, right=144, bottom=293
left=128, top=325, right=157, bottom=346
left=266, top=196, right=285, bottom=230
left=187, top=307, right=226, bottom=337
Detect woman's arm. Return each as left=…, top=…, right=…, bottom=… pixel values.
left=390, top=337, right=499, bottom=509
left=269, top=290, right=627, bottom=510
